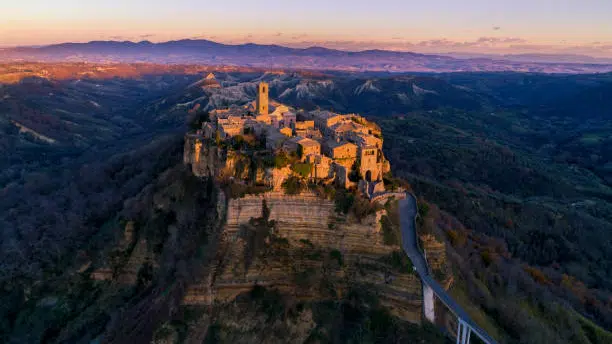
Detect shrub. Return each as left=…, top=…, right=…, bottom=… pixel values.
left=480, top=249, right=493, bottom=267
left=330, top=249, right=344, bottom=266
left=381, top=215, right=399, bottom=245
left=334, top=189, right=355, bottom=214
left=381, top=251, right=413, bottom=273
left=273, top=151, right=290, bottom=168
left=188, top=111, right=210, bottom=130
left=282, top=176, right=304, bottom=195
left=418, top=202, right=430, bottom=218
left=352, top=196, right=378, bottom=222
left=348, top=160, right=361, bottom=182
left=292, top=163, right=312, bottom=179
left=232, top=135, right=245, bottom=150
left=524, top=265, right=550, bottom=285
left=299, top=238, right=314, bottom=248
left=446, top=229, right=466, bottom=247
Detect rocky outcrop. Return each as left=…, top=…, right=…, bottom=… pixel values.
left=183, top=191, right=424, bottom=324
left=421, top=234, right=446, bottom=272
left=183, top=135, right=223, bottom=178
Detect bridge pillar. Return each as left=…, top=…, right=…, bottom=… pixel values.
left=423, top=282, right=435, bottom=323
left=456, top=319, right=473, bottom=344
left=456, top=320, right=461, bottom=344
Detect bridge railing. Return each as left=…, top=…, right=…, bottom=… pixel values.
left=408, top=193, right=433, bottom=276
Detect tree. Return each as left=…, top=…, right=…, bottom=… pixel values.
left=291, top=163, right=312, bottom=179
left=274, top=151, right=290, bottom=168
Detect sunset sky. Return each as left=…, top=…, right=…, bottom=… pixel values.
left=2, top=0, right=612, bottom=57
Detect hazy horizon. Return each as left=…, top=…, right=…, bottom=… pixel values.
left=2, top=0, right=612, bottom=58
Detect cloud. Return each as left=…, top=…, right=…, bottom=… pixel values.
left=493, top=26, right=501, bottom=31
left=190, top=34, right=218, bottom=40
left=139, top=34, right=155, bottom=39
left=414, top=37, right=527, bottom=49
left=291, top=34, right=309, bottom=40
left=109, top=35, right=126, bottom=40
left=275, top=32, right=283, bottom=37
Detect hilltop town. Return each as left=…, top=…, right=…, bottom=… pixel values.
left=187, top=76, right=397, bottom=199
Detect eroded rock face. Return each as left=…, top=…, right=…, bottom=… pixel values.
left=184, top=136, right=222, bottom=178
left=183, top=191, right=423, bottom=324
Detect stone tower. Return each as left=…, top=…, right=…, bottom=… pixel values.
left=359, top=146, right=381, bottom=182
left=256, top=81, right=269, bottom=115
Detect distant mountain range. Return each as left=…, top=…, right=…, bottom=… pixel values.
left=442, top=52, right=612, bottom=65
left=2, top=39, right=612, bottom=74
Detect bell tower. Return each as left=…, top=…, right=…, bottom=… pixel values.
left=256, top=81, right=269, bottom=115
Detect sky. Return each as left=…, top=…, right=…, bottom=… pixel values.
left=1, top=0, right=612, bottom=57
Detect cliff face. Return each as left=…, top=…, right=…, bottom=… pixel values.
left=183, top=191, right=423, bottom=324
left=184, top=135, right=291, bottom=189
left=184, top=135, right=223, bottom=178
left=179, top=135, right=428, bottom=339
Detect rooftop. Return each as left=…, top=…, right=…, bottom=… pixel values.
left=297, top=137, right=320, bottom=147
left=326, top=140, right=358, bottom=149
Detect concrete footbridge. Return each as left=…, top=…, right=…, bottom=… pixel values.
left=399, top=194, right=498, bottom=344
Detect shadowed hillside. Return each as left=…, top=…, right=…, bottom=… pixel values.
left=1, top=63, right=612, bottom=343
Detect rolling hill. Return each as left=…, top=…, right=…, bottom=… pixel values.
left=3, top=39, right=612, bottom=74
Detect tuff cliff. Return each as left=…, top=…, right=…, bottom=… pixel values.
left=172, top=130, right=448, bottom=343
left=178, top=191, right=424, bottom=335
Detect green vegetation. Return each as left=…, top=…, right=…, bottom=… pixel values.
left=333, top=188, right=379, bottom=222
left=380, top=215, right=399, bottom=245
left=203, top=286, right=447, bottom=344
left=334, top=189, right=355, bottom=214
left=329, top=249, right=344, bottom=266
left=383, top=172, right=411, bottom=192
left=291, top=162, right=313, bottom=179
left=380, top=251, right=414, bottom=274
left=5, top=66, right=612, bottom=343
left=379, top=106, right=612, bottom=342
left=348, top=160, right=361, bottom=182
left=188, top=110, right=210, bottom=130
left=308, top=182, right=337, bottom=200
left=282, top=176, right=305, bottom=195
left=240, top=200, right=277, bottom=272
left=273, top=151, right=290, bottom=168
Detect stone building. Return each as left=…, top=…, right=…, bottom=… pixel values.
left=347, top=131, right=383, bottom=149
left=188, top=77, right=392, bottom=195
left=295, top=120, right=314, bottom=130
left=310, top=110, right=349, bottom=134
left=297, top=138, right=321, bottom=157
left=324, top=140, right=358, bottom=161
left=283, top=137, right=321, bottom=158
left=306, top=154, right=333, bottom=180
left=329, top=121, right=369, bottom=140
left=266, top=130, right=288, bottom=150
left=256, top=81, right=269, bottom=115
left=359, top=146, right=380, bottom=182
left=219, top=123, right=244, bottom=138
left=279, top=127, right=293, bottom=137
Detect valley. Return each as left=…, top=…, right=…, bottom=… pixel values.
left=1, top=63, right=611, bottom=343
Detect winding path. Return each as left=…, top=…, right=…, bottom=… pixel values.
left=399, top=194, right=498, bottom=344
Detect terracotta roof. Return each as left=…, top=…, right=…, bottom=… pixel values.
left=297, top=137, right=320, bottom=148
